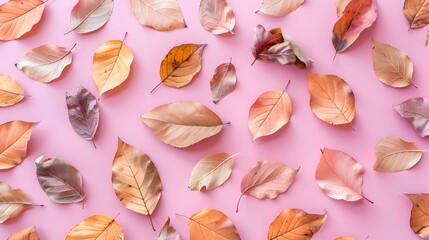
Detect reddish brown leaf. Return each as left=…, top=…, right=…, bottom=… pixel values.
left=210, top=59, right=237, bottom=103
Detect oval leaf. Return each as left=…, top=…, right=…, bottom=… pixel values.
left=0, top=74, right=25, bottom=107
left=257, top=0, right=304, bottom=17
left=7, top=225, right=39, bottom=240
left=112, top=139, right=162, bottom=231
left=188, top=152, right=238, bottom=191
left=372, top=41, right=413, bottom=88
left=336, top=0, right=352, bottom=17
left=404, top=0, right=429, bottom=29
left=156, top=217, right=180, bottom=240
left=66, top=214, right=124, bottom=240
left=406, top=193, right=429, bottom=238
left=308, top=73, right=356, bottom=126
left=189, top=209, right=240, bottom=240
left=332, top=0, right=377, bottom=53
left=69, top=0, right=114, bottom=34
left=0, top=182, right=33, bottom=223
left=0, top=0, right=45, bottom=40
left=141, top=101, right=224, bottom=148
left=93, top=37, right=134, bottom=96
left=395, top=97, right=429, bottom=137
left=16, top=44, right=75, bottom=83
left=268, top=209, right=327, bottom=240
left=199, top=0, right=235, bottom=35
left=0, top=121, right=37, bottom=170
left=35, top=157, right=85, bottom=204
left=131, top=0, right=186, bottom=31
left=210, top=59, right=237, bottom=103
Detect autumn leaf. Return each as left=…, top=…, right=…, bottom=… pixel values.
left=316, top=148, right=372, bottom=203
left=406, top=193, right=429, bottom=238
left=156, top=217, right=180, bottom=240
left=332, top=0, right=377, bottom=54
left=66, top=86, right=99, bottom=147
left=199, top=0, right=235, bottom=35
left=0, top=121, right=37, bottom=170
left=336, top=0, right=352, bottom=17
left=66, top=214, right=124, bottom=240
left=35, top=156, right=85, bottom=204
left=141, top=101, right=226, bottom=148
left=0, top=182, right=40, bottom=223
left=252, top=25, right=284, bottom=65
left=335, top=237, right=356, bottom=240
left=403, top=0, right=429, bottom=29
left=308, top=73, right=356, bottom=126
left=236, top=160, right=298, bottom=212
left=372, top=41, right=414, bottom=88
left=210, top=58, right=237, bottom=103
left=112, top=139, right=162, bottom=231
left=67, top=0, right=114, bottom=34
left=0, top=0, right=46, bottom=40
left=16, top=44, right=75, bottom=83
left=0, top=74, right=25, bottom=107
left=426, top=28, right=429, bottom=46
left=131, top=0, right=186, bottom=31
left=268, top=209, right=327, bottom=240
left=93, top=33, right=133, bottom=96
left=396, top=98, right=429, bottom=137
left=256, top=0, right=304, bottom=17
left=7, top=225, right=39, bottom=240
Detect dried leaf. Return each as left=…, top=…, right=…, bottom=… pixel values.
left=426, top=28, right=429, bottom=46
left=66, top=214, right=124, bottom=240
left=35, top=157, right=85, bottom=204
left=335, top=237, right=356, bottom=240
left=131, top=0, right=186, bottom=31
left=7, top=225, right=39, bottom=240
left=112, top=139, right=162, bottom=231
left=16, top=44, right=75, bottom=83
left=372, top=41, right=413, bottom=88
left=156, top=217, right=180, bottom=240
left=68, top=0, right=114, bottom=34
left=268, top=209, right=327, bottom=240
left=332, top=0, right=377, bottom=53
left=406, top=193, right=429, bottom=238
left=252, top=25, right=284, bottom=65
left=188, top=152, right=238, bottom=191
left=66, top=86, right=99, bottom=146
left=199, top=0, right=235, bottom=35
left=257, top=0, right=304, bottom=17
left=141, top=101, right=225, bottom=148
left=0, top=121, right=37, bottom=170
left=308, top=73, right=355, bottom=126
left=188, top=209, right=240, bottom=240
left=236, top=160, right=298, bottom=212
left=336, top=0, right=352, bottom=17
left=0, top=0, right=45, bottom=40
left=93, top=35, right=133, bottom=96
left=0, top=182, right=34, bottom=223
left=210, top=59, right=237, bottom=103
left=404, top=0, right=429, bottom=29
left=0, top=74, right=25, bottom=107
left=396, top=98, right=429, bottom=137
left=248, top=88, right=292, bottom=140
left=281, top=33, right=313, bottom=68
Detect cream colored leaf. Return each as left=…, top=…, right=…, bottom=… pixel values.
left=199, top=0, right=235, bottom=35
left=7, top=225, right=39, bottom=240
left=406, top=193, right=429, bottom=238
left=188, top=209, right=240, bottom=240
left=68, top=0, right=114, bottom=34
left=404, top=0, right=429, bottom=29
left=66, top=214, right=124, bottom=240
left=0, top=74, right=25, bottom=107
left=0, top=182, right=34, bottom=223
left=156, top=217, right=180, bottom=240
left=257, top=0, right=304, bottom=17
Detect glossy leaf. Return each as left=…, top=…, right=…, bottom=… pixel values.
left=112, top=139, right=162, bottom=231
left=210, top=59, right=237, bottom=103
left=35, top=157, right=85, bottom=204
left=336, top=0, right=352, bottom=17
left=257, top=0, right=304, bottom=17
left=0, top=74, right=25, bottom=107
left=131, top=0, right=186, bottom=31
left=268, top=209, right=327, bottom=240
left=68, top=0, right=114, bottom=34
left=0, top=182, right=34, bottom=223
left=396, top=98, right=429, bottom=137
left=141, top=101, right=225, bottom=148
left=188, top=209, right=240, bottom=240
left=156, top=217, right=180, bottom=240
left=66, top=214, right=124, bottom=240
left=0, top=0, right=45, bottom=40
left=0, top=121, right=37, bottom=170
left=199, top=0, right=235, bottom=35
left=404, top=0, right=429, bottom=29
left=16, top=44, right=75, bottom=83
left=7, top=225, right=39, bottom=240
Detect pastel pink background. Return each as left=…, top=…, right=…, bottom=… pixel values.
left=1, top=0, right=429, bottom=239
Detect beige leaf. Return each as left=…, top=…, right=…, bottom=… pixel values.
left=199, top=0, right=235, bottom=35
left=257, top=0, right=304, bottom=17
left=156, top=217, right=180, bottom=240
left=336, top=0, right=352, bottom=17
left=188, top=209, right=240, bottom=240
left=7, top=225, right=39, bottom=240
left=406, top=193, right=429, bottom=238
left=210, top=59, right=237, bottom=103
left=403, top=0, right=429, bottom=29
left=0, top=74, right=25, bottom=107
left=0, top=182, right=34, bottom=223
left=68, top=0, right=114, bottom=34
left=66, top=214, right=124, bottom=240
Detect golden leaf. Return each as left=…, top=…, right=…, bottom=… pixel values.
left=404, top=0, right=429, bottom=29
left=0, top=74, right=25, bottom=107
left=0, top=182, right=35, bottom=223
left=66, top=214, right=124, bottom=240
left=188, top=209, right=240, bottom=240
left=7, top=225, right=39, bottom=240
left=199, top=0, right=235, bottom=35
left=406, top=193, right=429, bottom=238
left=256, top=0, right=304, bottom=17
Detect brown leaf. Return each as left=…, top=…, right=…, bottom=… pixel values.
left=308, top=73, right=356, bottom=126
left=199, top=0, right=235, bottom=35
left=188, top=152, right=239, bottom=191
left=93, top=34, right=134, bottom=96
left=336, top=0, right=352, bottom=17
left=236, top=160, right=298, bottom=212
left=404, top=0, right=429, bottom=29
left=281, top=33, right=313, bottom=68
left=396, top=98, right=429, bottom=137
left=252, top=25, right=284, bottom=65
left=68, top=0, right=114, bottom=34
left=0, top=74, right=25, bottom=107
left=426, top=28, right=429, bottom=46
left=268, top=209, right=327, bottom=240
left=372, top=41, right=413, bottom=88
left=406, top=193, right=429, bottom=238
left=35, top=157, right=85, bottom=203
left=0, top=182, right=35, bottom=223
left=66, top=86, right=99, bottom=146
left=256, top=0, right=304, bottom=17
left=131, top=0, right=186, bottom=31
left=66, top=214, right=124, bottom=240
left=210, top=59, right=237, bottom=103
left=335, top=237, right=356, bottom=240
left=7, top=225, right=39, bottom=240
left=112, top=139, right=162, bottom=231
left=156, top=217, right=180, bottom=240
left=141, top=101, right=225, bottom=148
left=188, top=209, right=241, bottom=240
left=0, top=121, right=37, bottom=170
left=0, top=0, right=45, bottom=40
left=16, top=44, right=75, bottom=83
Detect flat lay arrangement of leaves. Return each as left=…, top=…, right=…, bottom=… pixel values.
left=1, top=0, right=429, bottom=239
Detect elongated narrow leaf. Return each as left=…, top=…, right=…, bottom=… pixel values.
left=66, top=214, right=124, bottom=240
left=0, top=0, right=45, bottom=40
left=0, top=182, right=34, bottom=223
left=141, top=101, right=224, bottom=148
left=0, top=74, right=25, bottom=107
left=404, top=0, right=429, bottom=29
left=16, top=44, right=75, bottom=83
left=336, top=0, right=352, bottom=17
left=257, top=0, right=304, bottom=17
left=156, top=217, right=180, bottom=240
left=69, top=0, right=114, bottom=34
left=396, top=98, right=429, bottom=137
left=210, top=60, right=237, bottom=103
left=7, top=225, right=39, bottom=240
left=189, top=209, right=240, bottom=240
left=199, top=0, right=235, bottom=35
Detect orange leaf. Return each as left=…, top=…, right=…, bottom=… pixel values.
left=0, top=74, right=25, bottom=107
left=404, top=0, right=429, bottom=29
left=66, top=214, right=124, bottom=240
left=68, top=0, right=114, bottom=34
left=406, top=193, right=429, bottom=238
left=0, top=182, right=35, bottom=223
left=156, top=217, right=180, bottom=240
left=336, top=0, right=352, bottom=17
left=7, top=225, right=39, bottom=240
left=199, top=0, right=235, bottom=35
left=210, top=59, right=237, bottom=103
left=188, top=209, right=240, bottom=240
left=256, top=0, right=304, bottom=17
left=335, top=237, right=356, bottom=240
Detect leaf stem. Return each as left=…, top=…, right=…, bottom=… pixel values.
left=251, top=58, right=257, bottom=66
left=229, top=152, right=241, bottom=159
left=92, top=140, right=97, bottom=149
left=333, top=51, right=338, bottom=62
left=282, top=80, right=291, bottom=92
left=362, top=195, right=374, bottom=204
left=349, top=122, right=356, bottom=131
left=69, top=43, right=77, bottom=52
left=122, top=32, right=128, bottom=42
left=150, top=81, right=164, bottom=94
left=175, top=213, right=189, bottom=219
left=235, top=193, right=244, bottom=213
left=148, top=213, right=156, bottom=231
left=222, top=122, right=231, bottom=126
left=411, top=82, right=418, bottom=89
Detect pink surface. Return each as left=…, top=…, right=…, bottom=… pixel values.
left=1, top=0, right=429, bottom=239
